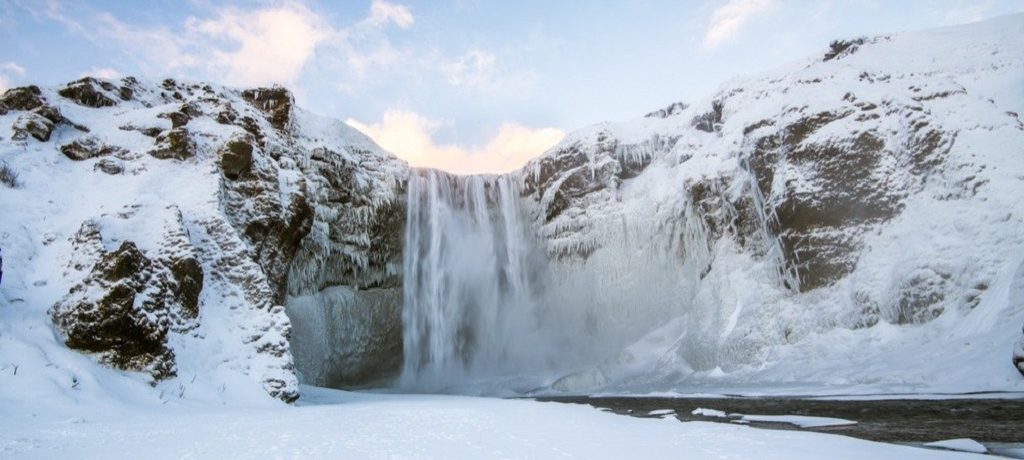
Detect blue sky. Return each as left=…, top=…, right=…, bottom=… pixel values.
left=1, top=0, right=1022, bottom=172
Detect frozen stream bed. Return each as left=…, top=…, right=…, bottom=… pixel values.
left=0, top=386, right=1007, bottom=459
left=539, top=395, right=1024, bottom=457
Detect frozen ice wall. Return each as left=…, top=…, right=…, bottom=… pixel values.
left=400, top=170, right=554, bottom=389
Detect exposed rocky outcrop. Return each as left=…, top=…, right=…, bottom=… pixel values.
left=1, top=85, right=53, bottom=115
left=3, top=85, right=88, bottom=143
left=521, top=130, right=676, bottom=259
left=216, top=135, right=314, bottom=303
left=11, top=113, right=54, bottom=142
left=94, top=158, right=125, bottom=175
left=1, top=78, right=388, bottom=401
left=188, top=212, right=300, bottom=403
left=58, top=77, right=120, bottom=108
left=645, top=102, right=688, bottom=119
left=50, top=206, right=203, bottom=381
left=241, top=86, right=293, bottom=132
left=61, top=137, right=128, bottom=161
left=149, top=128, right=195, bottom=160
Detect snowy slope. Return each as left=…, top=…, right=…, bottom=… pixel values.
left=511, top=14, right=1024, bottom=395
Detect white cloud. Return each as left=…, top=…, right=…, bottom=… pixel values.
left=0, top=61, right=25, bottom=91
left=363, top=0, right=414, bottom=29
left=444, top=49, right=498, bottom=88
left=440, top=49, right=537, bottom=93
left=184, top=5, right=332, bottom=86
left=346, top=110, right=564, bottom=174
left=942, top=2, right=994, bottom=26
left=703, top=0, right=776, bottom=49
left=1, top=61, right=25, bottom=76
left=78, top=67, right=121, bottom=79
left=29, top=1, right=410, bottom=88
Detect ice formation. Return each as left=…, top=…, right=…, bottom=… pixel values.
left=0, top=15, right=1023, bottom=405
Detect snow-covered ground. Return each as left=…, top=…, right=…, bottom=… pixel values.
left=0, top=386, right=991, bottom=459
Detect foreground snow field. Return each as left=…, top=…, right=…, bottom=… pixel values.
left=0, top=386, right=990, bottom=459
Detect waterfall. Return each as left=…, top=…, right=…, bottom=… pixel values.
left=401, top=170, right=542, bottom=389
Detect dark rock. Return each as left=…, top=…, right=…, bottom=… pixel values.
left=0, top=85, right=45, bottom=112
left=119, top=124, right=164, bottom=138
left=692, top=99, right=725, bottom=133
left=523, top=134, right=620, bottom=226
left=824, top=37, right=867, bottom=61
left=743, top=103, right=953, bottom=293
left=168, top=256, right=203, bottom=319
left=118, top=76, right=139, bottom=102
left=166, top=111, right=190, bottom=128
left=0, top=84, right=66, bottom=125
left=216, top=108, right=237, bottom=125
left=97, top=241, right=151, bottom=282
left=149, top=128, right=195, bottom=160
left=220, top=138, right=254, bottom=180
left=241, top=86, right=293, bottom=131
left=645, top=102, right=688, bottom=118
left=94, top=158, right=125, bottom=175
left=61, top=137, right=127, bottom=161
left=11, top=113, right=54, bottom=142
left=58, top=77, right=119, bottom=108
left=51, top=240, right=175, bottom=380
left=217, top=138, right=315, bottom=302
left=51, top=210, right=206, bottom=382
left=159, top=103, right=201, bottom=128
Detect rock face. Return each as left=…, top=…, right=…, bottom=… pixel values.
left=50, top=206, right=202, bottom=381
left=216, top=134, right=314, bottom=303
left=58, top=77, right=121, bottom=108
left=2, top=76, right=406, bottom=402
left=241, top=87, right=293, bottom=131
left=61, top=137, right=128, bottom=161
left=149, top=128, right=196, bottom=160
left=2, top=83, right=87, bottom=143
left=513, top=16, right=1024, bottom=384
left=3, top=16, right=1023, bottom=401
left=11, top=113, right=55, bottom=142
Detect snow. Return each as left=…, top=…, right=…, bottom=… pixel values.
left=692, top=407, right=728, bottom=417
left=924, top=439, right=988, bottom=454
left=0, top=386, right=989, bottom=459
left=507, top=13, right=1024, bottom=398
left=734, top=414, right=857, bottom=428
left=690, top=407, right=856, bottom=427
left=0, top=77, right=405, bottom=405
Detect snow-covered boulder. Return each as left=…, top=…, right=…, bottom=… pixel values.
left=50, top=205, right=203, bottom=381
left=57, top=77, right=124, bottom=108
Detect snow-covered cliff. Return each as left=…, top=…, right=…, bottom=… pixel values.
left=0, top=15, right=1022, bottom=407
left=514, top=15, right=1024, bottom=393
left=0, top=76, right=406, bottom=404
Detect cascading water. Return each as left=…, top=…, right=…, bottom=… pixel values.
left=401, top=170, right=547, bottom=389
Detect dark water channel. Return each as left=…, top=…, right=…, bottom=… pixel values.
left=538, top=395, right=1024, bottom=456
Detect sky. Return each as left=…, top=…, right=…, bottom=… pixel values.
left=1, top=0, right=1022, bottom=173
